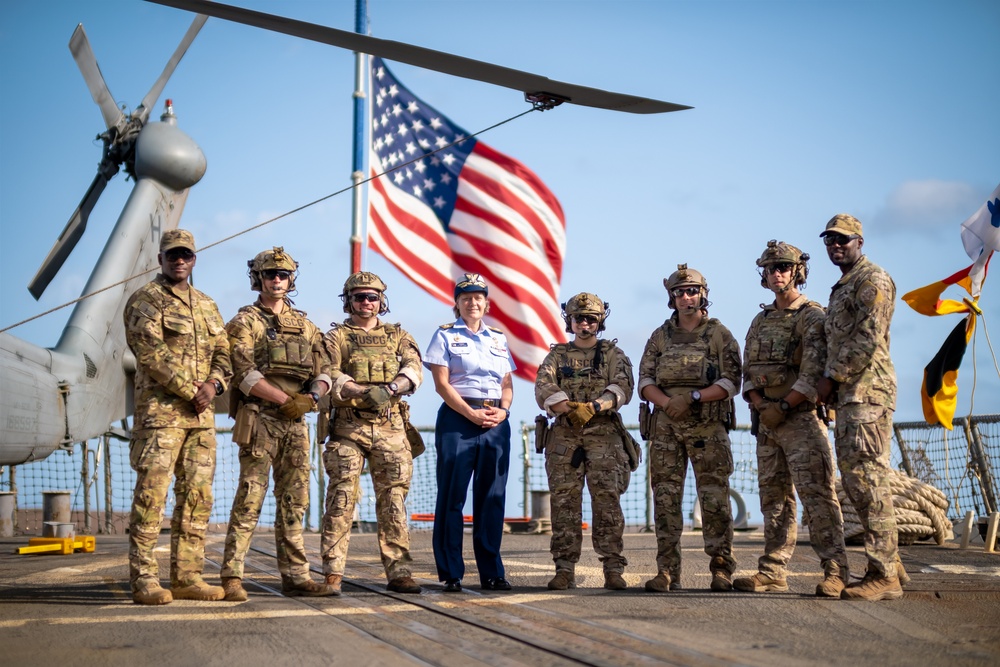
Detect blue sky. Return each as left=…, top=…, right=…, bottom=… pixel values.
left=2, top=0, right=998, bottom=431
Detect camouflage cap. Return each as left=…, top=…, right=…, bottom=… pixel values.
left=820, top=214, right=863, bottom=238
left=160, top=229, right=195, bottom=252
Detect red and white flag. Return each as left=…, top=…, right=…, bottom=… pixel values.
left=367, top=57, right=567, bottom=380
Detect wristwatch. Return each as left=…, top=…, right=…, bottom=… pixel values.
left=212, top=380, right=224, bottom=396
left=779, top=399, right=792, bottom=412
left=590, top=400, right=601, bottom=414
left=388, top=381, right=399, bottom=395
left=308, top=392, right=320, bottom=404
left=690, top=390, right=702, bottom=403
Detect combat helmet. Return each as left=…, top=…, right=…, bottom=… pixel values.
left=756, top=239, right=809, bottom=288
left=247, top=246, right=298, bottom=292
left=340, top=271, right=389, bottom=314
left=663, top=264, right=710, bottom=310
left=561, top=292, right=609, bottom=333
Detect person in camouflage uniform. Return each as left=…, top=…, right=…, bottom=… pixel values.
left=735, top=241, right=849, bottom=598
left=638, top=264, right=741, bottom=593
left=123, top=229, right=232, bottom=605
left=219, top=248, right=337, bottom=601
left=535, top=293, right=635, bottom=591
left=817, top=214, right=903, bottom=601
left=320, top=272, right=423, bottom=594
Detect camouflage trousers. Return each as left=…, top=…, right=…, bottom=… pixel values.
left=755, top=407, right=848, bottom=579
left=321, top=409, right=413, bottom=580
left=545, top=421, right=630, bottom=574
left=834, top=402, right=899, bottom=578
left=221, top=412, right=312, bottom=583
left=649, top=413, right=736, bottom=581
left=128, top=427, right=216, bottom=591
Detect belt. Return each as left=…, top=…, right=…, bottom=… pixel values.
left=462, top=397, right=500, bottom=408
left=341, top=406, right=396, bottom=422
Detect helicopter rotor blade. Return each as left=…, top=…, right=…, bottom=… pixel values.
left=134, top=14, right=209, bottom=125
left=69, top=25, right=125, bottom=132
left=145, top=0, right=690, bottom=114
left=28, top=171, right=112, bottom=300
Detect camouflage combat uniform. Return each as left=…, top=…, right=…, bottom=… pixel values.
left=320, top=318, right=423, bottom=581
left=124, top=274, right=231, bottom=592
left=535, top=340, right=635, bottom=577
left=220, top=299, right=332, bottom=584
left=639, top=314, right=741, bottom=583
left=744, top=295, right=848, bottom=580
left=825, top=255, right=899, bottom=578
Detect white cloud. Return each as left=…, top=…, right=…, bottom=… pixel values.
left=874, top=180, right=984, bottom=230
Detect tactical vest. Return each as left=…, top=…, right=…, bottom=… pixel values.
left=553, top=340, right=616, bottom=403
left=247, top=304, right=315, bottom=382
left=338, top=323, right=401, bottom=385
left=744, top=301, right=820, bottom=398
left=654, top=318, right=731, bottom=424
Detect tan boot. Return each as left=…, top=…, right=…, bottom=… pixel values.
left=222, top=577, right=248, bottom=602
left=841, top=573, right=903, bottom=601
left=733, top=572, right=788, bottom=593
left=386, top=576, right=422, bottom=594
left=816, top=572, right=847, bottom=598
left=547, top=570, right=576, bottom=590
left=604, top=572, right=627, bottom=590
left=133, top=579, right=173, bottom=605
left=172, top=579, right=225, bottom=601
left=644, top=572, right=671, bottom=593
left=283, top=578, right=339, bottom=597
left=710, top=570, right=734, bottom=592
left=324, top=574, right=343, bottom=596
left=896, top=558, right=911, bottom=586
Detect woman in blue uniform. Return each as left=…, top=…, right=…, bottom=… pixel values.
left=425, top=273, right=515, bottom=592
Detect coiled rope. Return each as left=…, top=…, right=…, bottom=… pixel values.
left=837, top=468, right=954, bottom=545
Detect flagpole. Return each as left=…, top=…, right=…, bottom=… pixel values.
left=349, top=0, right=368, bottom=273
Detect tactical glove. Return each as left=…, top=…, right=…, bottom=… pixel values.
left=665, top=393, right=693, bottom=420
left=758, top=401, right=786, bottom=429
left=279, top=393, right=315, bottom=420
left=366, top=385, right=393, bottom=411
left=568, top=401, right=597, bottom=428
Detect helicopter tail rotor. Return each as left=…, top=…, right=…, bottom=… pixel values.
left=28, top=15, right=207, bottom=300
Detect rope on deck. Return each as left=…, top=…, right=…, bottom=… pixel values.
left=838, top=468, right=955, bottom=545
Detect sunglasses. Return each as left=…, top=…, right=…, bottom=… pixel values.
left=164, top=248, right=195, bottom=261
left=351, top=293, right=381, bottom=303
left=823, top=233, right=859, bottom=247
left=671, top=286, right=701, bottom=297
left=573, top=314, right=600, bottom=325
left=263, top=269, right=292, bottom=281
left=765, top=263, right=794, bottom=275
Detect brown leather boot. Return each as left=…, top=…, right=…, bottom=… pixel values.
left=841, top=573, right=903, bottom=601
left=282, top=578, right=338, bottom=597
left=816, top=572, right=847, bottom=598
left=172, top=579, right=226, bottom=601
left=644, top=572, right=671, bottom=592
left=222, top=577, right=248, bottom=602
left=547, top=570, right=576, bottom=590
left=324, top=574, right=343, bottom=596
left=733, top=572, right=788, bottom=593
left=133, top=579, right=173, bottom=605
left=710, top=570, right=734, bottom=592
left=386, top=576, right=422, bottom=594
left=604, top=572, right=627, bottom=590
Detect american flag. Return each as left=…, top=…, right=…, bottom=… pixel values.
left=367, top=57, right=567, bottom=381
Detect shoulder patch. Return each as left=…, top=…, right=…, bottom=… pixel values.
left=135, top=300, right=159, bottom=320
left=438, top=323, right=455, bottom=329
left=858, top=280, right=880, bottom=307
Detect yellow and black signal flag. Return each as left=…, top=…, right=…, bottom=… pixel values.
left=921, top=314, right=976, bottom=430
